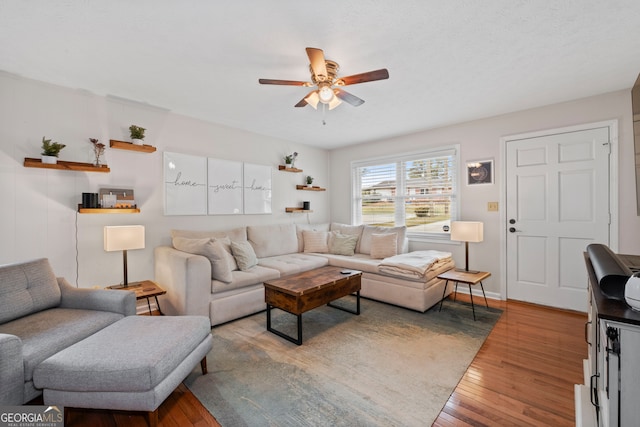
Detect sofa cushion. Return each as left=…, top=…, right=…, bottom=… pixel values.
left=247, top=224, right=298, bottom=258
left=296, top=223, right=330, bottom=252
left=328, top=231, right=359, bottom=256
left=173, top=237, right=235, bottom=283
left=258, top=253, right=329, bottom=276
left=171, top=227, right=247, bottom=243
left=330, top=223, right=364, bottom=253
left=0, top=308, right=123, bottom=382
left=319, top=253, right=382, bottom=275
left=303, top=230, right=329, bottom=253
left=370, top=233, right=399, bottom=259
left=359, top=225, right=407, bottom=255
left=211, top=266, right=281, bottom=293
left=231, top=240, right=258, bottom=271
left=0, top=258, right=61, bottom=324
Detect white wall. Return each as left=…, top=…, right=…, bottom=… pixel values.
left=0, top=72, right=329, bottom=288
left=329, top=90, right=639, bottom=297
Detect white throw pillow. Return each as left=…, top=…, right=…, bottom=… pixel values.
left=369, top=233, right=398, bottom=259
left=172, top=237, right=233, bottom=283
left=328, top=231, right=359, bottom=256
left=230, top=240, right=258, bottom=271
left=303, top=230, right=329, bottom=253
left=216, top=236, right=238, bottom=271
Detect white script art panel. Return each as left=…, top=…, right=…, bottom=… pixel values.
left=208, top=158, right=243, bottom=214
left=164, top=152, right=207, bottom=215
left=243, top=163, right=272, bottom=214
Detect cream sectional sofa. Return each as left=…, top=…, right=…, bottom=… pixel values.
left=154, top=223, right=454, bottom=327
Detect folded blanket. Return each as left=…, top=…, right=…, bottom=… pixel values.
left=378, top=250, right=452, bottom=280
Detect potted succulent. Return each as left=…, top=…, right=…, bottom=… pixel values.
left=284, top=151, right=298, bottom=168
left=306, top=175, right=314, bottom=187
left=41, top=137, right=66, bottom=164
left=129, top=125, right=146, bottom=145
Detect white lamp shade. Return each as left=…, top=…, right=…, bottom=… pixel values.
left=104, top=225, right=145, bottom=252
left=450, top=221, right=483, bottom=243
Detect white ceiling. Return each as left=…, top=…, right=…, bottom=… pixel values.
left=1, top=1, right=640, bottom=149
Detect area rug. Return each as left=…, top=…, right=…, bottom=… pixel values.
left=184, top=297, right=502, bottom=427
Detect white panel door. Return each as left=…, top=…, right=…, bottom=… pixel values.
left=506, top=126, right=610, bottom=311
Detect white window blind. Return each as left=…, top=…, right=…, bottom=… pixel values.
left=352, top=146, right=458, bottom=238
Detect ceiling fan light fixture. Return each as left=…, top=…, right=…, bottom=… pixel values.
left=318, top=85, right=334, bottom=103
left=328, top=96, right=342, bottom=110
left=304, top=91, right=320, bottom=109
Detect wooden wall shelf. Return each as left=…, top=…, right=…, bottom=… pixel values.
left=278, top=165, right=303, bottom=173
left=24, top=158, right=110, bottom=173
left=296, top=185, right=326, bottom=191
left=110, top=139, right=157, bottom=153
left=285, top=208, right=313, bottom=213
left=77, top=204, right=140, bottom=214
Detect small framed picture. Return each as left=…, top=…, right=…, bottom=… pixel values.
left=466, top=159, right=493, bottom=185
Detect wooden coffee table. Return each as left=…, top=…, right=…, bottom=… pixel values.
left=263, top=266, right=362, bottom=345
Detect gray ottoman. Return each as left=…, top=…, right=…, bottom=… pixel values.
left=33, top=315, right=212, bottom=427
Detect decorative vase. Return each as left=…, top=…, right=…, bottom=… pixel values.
left=131, top=138, right=144, bottom=146
left=41, top=155, right=58, bottom=164
left=307, top=184, right=312, bottom=188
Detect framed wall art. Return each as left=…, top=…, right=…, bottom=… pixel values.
left=466, top=159, right=494, bottom=185
left=243, top=162, right=272, bottom=214
left=207, top=158, right=243, bottom=214
left=164, top=151, right=207, bottom=215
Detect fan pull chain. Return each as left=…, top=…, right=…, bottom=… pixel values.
left=322, top=103, right=327, bottom=126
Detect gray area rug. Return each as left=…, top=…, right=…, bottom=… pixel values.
left=184, top=297, right=502, bottom=427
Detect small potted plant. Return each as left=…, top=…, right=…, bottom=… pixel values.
left=284, top=151, right=298, bottom=168
left=89, top=138, right=106, bottom=167
left=306, top=175, right=314, bottom=187
left=129, top=125, right=146, bottom=145
left=41, top=137, right=66, bottom=164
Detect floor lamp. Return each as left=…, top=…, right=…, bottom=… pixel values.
left=104, top=225, right=145, bottom=288
left=450, top=221, right=483, bottom=273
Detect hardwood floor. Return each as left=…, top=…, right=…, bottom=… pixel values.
left=38, top=297, right=586, bottom=426
left=433, top=296, right=587, bottom=426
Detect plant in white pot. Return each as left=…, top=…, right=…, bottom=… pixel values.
left=129, top=125, right=146, bottom=145
left=41, top=137, right=66, bottom=164
left=306, top=175, right=314, bottom=187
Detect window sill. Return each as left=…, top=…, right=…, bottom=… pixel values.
left=407, top=232, right=459, bottom=245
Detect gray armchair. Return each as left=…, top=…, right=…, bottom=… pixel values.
left=0, top=258, right=135, bottom=404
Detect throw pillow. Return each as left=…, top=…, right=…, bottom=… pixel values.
left=230, top=240, right=258, bottom=271
left=216, top=236, right=238, bottom=271
left=369, top=233, right=398, bottom=259
left=303, top=230, right=329, bottom=253
left=328, top=231, right=359, bottom=256
left=172, top=237, right=233, bottom=283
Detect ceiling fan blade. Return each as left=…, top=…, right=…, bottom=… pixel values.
left=306, top=47, right=328, bottom=82
left=338, top=68, right=389, bottom=86
left=335, top=88, right=365, bottom=107
left=258, top=79, right=308, bottom=86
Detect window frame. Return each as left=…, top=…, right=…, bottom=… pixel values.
left=350, top=145, right=460, bottom=243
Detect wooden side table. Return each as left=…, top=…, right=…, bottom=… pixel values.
left=106, top=280, right=166, bottom=316
left=437, top=269, right=490, bottom=320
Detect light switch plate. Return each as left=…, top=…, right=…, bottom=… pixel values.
left=488, top=201, right=499, bottom=211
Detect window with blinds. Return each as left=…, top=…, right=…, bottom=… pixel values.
left=352, top=146, right=458, bottom=238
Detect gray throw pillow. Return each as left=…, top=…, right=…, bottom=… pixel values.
left=173, top=237, right=233, bottom=283
left=328, top=231, right=359, bottom=256
left=230, top=240, right=258, bottom=271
